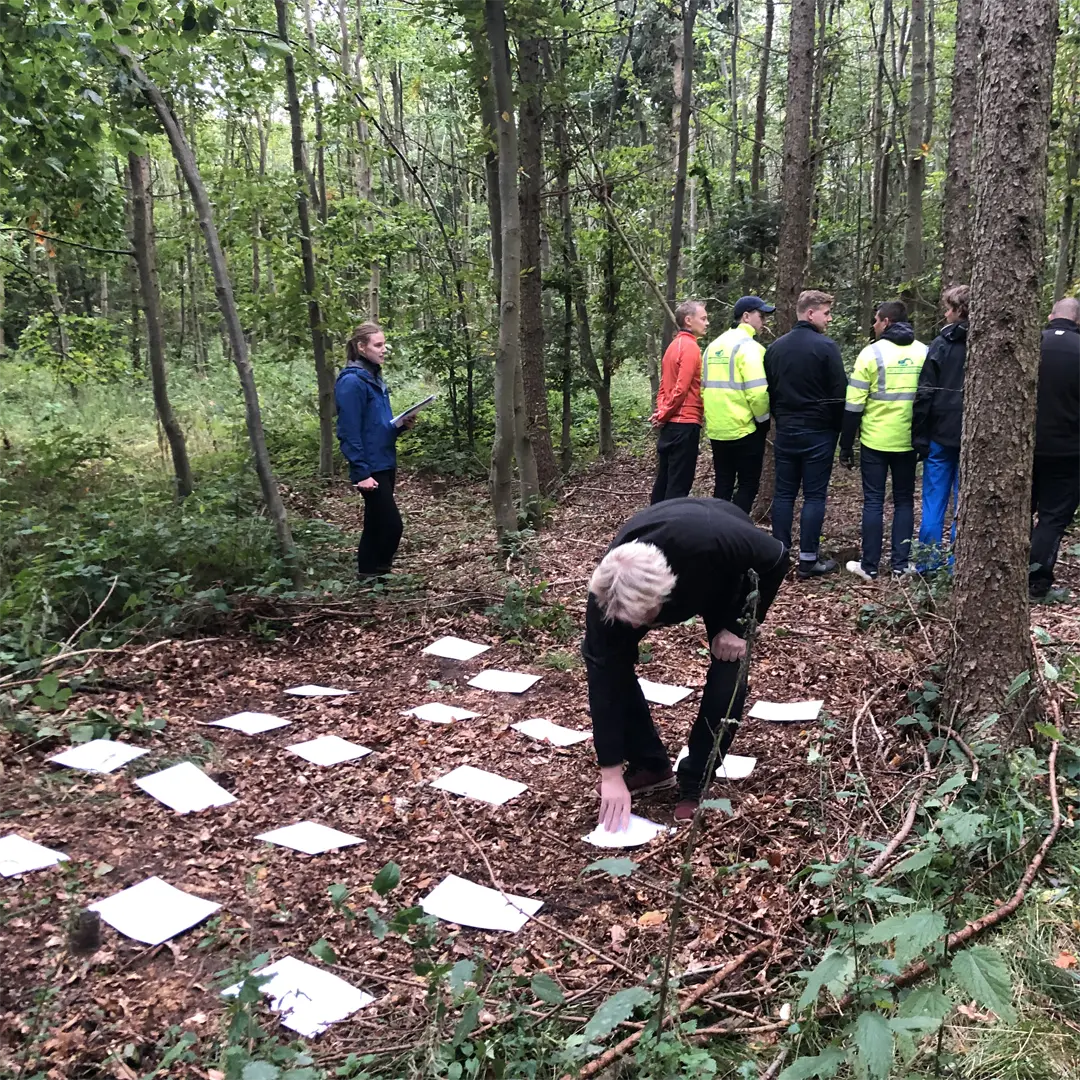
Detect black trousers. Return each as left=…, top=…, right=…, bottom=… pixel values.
left=1030, top=454, right=1080, bottom=595
left=651, top=422, right=701, bottom=504
left=711, top=429, right=766, bottom=513
left=357, top=469, right=403, bottom=575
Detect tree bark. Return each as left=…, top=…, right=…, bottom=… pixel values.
left=902, top=0, right=927, bottom=324
left=128, top=153, right=194, bottom=499
left=120, top=48, right=300, bottom=582
left=1053, top=116, right=1080, bottom=301
left=300, top=0, right=328, bottom=224
left=773, top=0, right=816, bottom=332
left=276, top=0, right=335, bottom=479
left=518, top=36, right=560, bottom=495
left=749, top=0, right=774, bottom=203
left=860, top=0, right=892, bottom=333
left=947, top=0, right=1058, bottom=740
left=941, top=0, right=980, bottom=289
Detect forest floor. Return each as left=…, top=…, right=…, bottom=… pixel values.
left=3, top=448, right=1080, bottom=1078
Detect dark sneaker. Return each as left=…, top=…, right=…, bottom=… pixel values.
left=798, top=558, right=839, bottom=580
left=674, top=798, right=699, bottom=822
left=624, top=765, right=677, bottom=796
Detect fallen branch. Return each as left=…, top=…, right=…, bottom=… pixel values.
left=865, top=743, right=933, bottom=880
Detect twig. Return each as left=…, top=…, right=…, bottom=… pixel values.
left=62, top=575, right=120, bottom=650
left=762, top=1047, right=789, bottom=1079
left=865, top=742, right=932, bottom=880
left=852, top=686, right=890, bottom=830
left=931, top=723, right=979, bottom=782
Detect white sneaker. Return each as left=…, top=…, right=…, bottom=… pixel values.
left=845, top=560, right=875, bottom=582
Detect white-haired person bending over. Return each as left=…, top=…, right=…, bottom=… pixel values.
left=582, top=498, right=789, bottom=829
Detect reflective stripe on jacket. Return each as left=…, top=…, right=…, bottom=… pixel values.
left=701, top=325, right=770, bottom=441
left=845, top=338, right=928, bottom=452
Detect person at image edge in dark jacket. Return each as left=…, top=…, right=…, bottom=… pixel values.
left=911, top=284, right=969, bottom=572
left=1030, top=296, right=1080, bottom=599
left=335, top=322, right=417, bottom=578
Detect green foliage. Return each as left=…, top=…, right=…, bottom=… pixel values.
left=14, top=314, right=131, bottom=387
left=485, top=576, right=574, bottom=642
left=582, top=857, right=638, bottom=878
left=951, top=946, right=1018, bottom=1024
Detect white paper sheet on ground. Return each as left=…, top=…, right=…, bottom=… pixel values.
left=420, top=874, right=543, bottom=932
left=674, top=746, right=757, bottom=779
left=467, top=669, right=541, bottom=694
left=286, top=734, right=372, bottom=766
left=404, top=702, right=479, bottom=724
left=89, top=876, right=220, bottom=945
left=284, top=684, right=354, bottom=697
left=638, top=678, right=693, bottom=706
left=222, top=956, right=374, bottom=1038
left=430, top=765, right=528, bottom=806
left=0, top=834, right=69, bottom=877
left=256, top=821, right=364, bottom=855
left=582, top=814, right=673, bottom=849
left=47, top=739, right=148, bottom=774
left=210, top=711, right=291, bottom=735
left=135, top=761, right=236, bottom=814
left=748, top=699, right=823, bottom=723
left=511, top=717, right=592, bottom=747
left=422, top=636, right=491, bottom=661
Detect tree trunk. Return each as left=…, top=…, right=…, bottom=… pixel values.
left=276, top=0, right=335, bottom=479
left=941, top=0, right=980, bottom=288
left=99, top=268, right=109, bottom=318
left=518, top=36, right=560, bottom=495
left=0, top=264, right=6, bottom=357
left=773, top=0, right=816, bottom=332
left=300, top=0, right=328, bottom=224
left=661, top=0, right=699, bottom=353
left=600, top=196, right=620, bottom=459
left=749, top=0, right=774, bottom=203
left=1053, top=116, right=1080, bottom=301
left=902, top=0, right=927, bottom=324
left=947, top=0, right=1058, bottom=740
left=729, top=0, right=739, bottom=193
left=120, top=48, right=300, bottom=582
left=860, top=0, right=892, bottom=333
left=128, top=153, right=194, bottom=499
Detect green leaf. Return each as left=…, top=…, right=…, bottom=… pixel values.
left=372, top=861, right=401, bottom=896
left=451, top=1002, right=479, bottom=1048
left=937, top=808, right=988, bottom=848
left=448, top=958, right=476, bottom=996
left=38, top=673, right=60, bottom=697
left=797, top=948, right=853, bottom=1011
left=950, top=946, right=1016, bottom=1022
left=892, top=834, right=940, bottom=874
left=1043, top=658, right=1060, bottom=682
left=68, top=724, right=98, bottom=743
left=261, top=36, right=293, bottom=56
left=777, top=1047, right=846, bottom=1080
left=582, top=857, right=638, bottom=878
left=1033, top=626, right=1052, bottom=644
left=328, top=881, right=349, bottom=907
left=859, top=909, right=945, bottom=965
left=1005, top=669, right=1031, bottom=703
left=308, top=937, right=337, bottom=965
left=365, top=907, right=388, bottom=941
left=531, top=972, right=565, bottom=1004
left=582, top=987, right=654, bottom=1044
left=897, top=985, right=952, bottom=1024
left=930, top=772, right=967, bottom=799
left=701, top=798, right=733, bottom=814
left=853, top=1011, right=893, bottom=1079
left=241, top=1064, right=281, bottom=1080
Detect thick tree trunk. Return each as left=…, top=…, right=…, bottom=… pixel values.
left=128, top=153, right=194, bottom=499
left=276, top=0, right=335, bottom=479
left=773, top=0, right=816, bottom=332
left=947, top=0, right=1058, bottom=740
left=749, top=0, right=774, bottom=203
left=121, top=48, right=300, bottom=582
left=941, top=0, right=980, bottom=289
left=1053, top=118, right=1080, bottom=301
left=518, top=36, right=560, bottom=495
left=902, top=0, right=927, bottom=325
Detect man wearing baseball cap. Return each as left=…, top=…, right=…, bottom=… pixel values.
left=701, top=296, right=776, bottom=512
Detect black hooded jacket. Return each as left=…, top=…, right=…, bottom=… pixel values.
left=1035, top=319, right=1080, bottom=457
left=911, top=321, right=967, bottom=454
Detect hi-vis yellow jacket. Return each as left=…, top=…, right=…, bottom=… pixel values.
left=845, top=338, right=928, bottom=452
left=701, top=324, right=770, bottom=441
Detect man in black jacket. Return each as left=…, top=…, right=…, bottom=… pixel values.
left=583, top=499, right=789, bottom=829
left=1030, top=297, right=1080, bottom=599
left=911, top=285, right=968, bottom=571
left=764, top=289, right=847, bottom=579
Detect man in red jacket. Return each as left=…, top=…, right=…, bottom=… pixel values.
left=650, top=300, right=709, bottom=503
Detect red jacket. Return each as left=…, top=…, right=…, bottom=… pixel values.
left=654, top=330, right=703, bottom=425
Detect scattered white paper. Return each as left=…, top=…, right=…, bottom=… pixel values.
left=512, top=717, right=592, bottom=747
left=638, top=678, right=693, bottom=706
left=467, top=669, right=541, bottom=694
left=223, top=956, right=374, bottom=1038
left=675, top=747, right=757, bottom=779
left=430, top=765, right=528, bottom=806
left=47, top=739, right=148, bottom=774
left=0, top=834, right=69, bottom=877
left=422, top=636, right=491, bottom=661
left=582, top=814, right=673, bottom=849
left=256, top=821, right=365, bottom=855
left=748, top=699, right=823, bottom=723
left=89, top=876, right=220, bottom=945
left=286, top=735, right=372, bottom=766
left=283, top=684, right=354, bottom=697
left=210, top=711, right=290, bottom=735
left=135, top=761, right=236, bottom=814
left=404, top=702, right=479, bottom=724
left=420, top=874, right=542, bottom=933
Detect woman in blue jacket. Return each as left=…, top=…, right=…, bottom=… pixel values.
left=335, top=323, right=413, bottom=577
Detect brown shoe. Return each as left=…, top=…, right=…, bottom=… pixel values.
left=674, top=798, right=699, bottom=822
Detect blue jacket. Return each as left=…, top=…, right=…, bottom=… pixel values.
left=335, top=363, right=398, bottom=482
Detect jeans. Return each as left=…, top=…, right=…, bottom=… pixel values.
left=1030, top=454, right=1080, bottom=595
left=357, top=468, right=403, bottom=575
left=859, top=447, right=917, bottom=576
left=771, top=429, right=838, bottom=562
left=651, top=422, right=701, bottom=503
left=917, top=442, right=960, bottom=571
left=711, top=429, right=766, bottom=514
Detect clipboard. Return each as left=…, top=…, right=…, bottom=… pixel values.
left=392, top=394, right=436, bottom=427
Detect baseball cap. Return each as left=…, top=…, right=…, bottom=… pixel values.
left=732, top=296, right=777, bottom=323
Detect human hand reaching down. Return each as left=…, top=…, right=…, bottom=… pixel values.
left=598, top=766, right=632, bottom=832
left=710, top=629, right=746, bottom=662
left=356, top=477, right=379, bottom=491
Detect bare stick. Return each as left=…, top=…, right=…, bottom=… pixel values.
left=62, top=575, right=120, bottom=650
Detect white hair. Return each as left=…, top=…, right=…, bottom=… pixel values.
left=1050, top=296, right=1080, bottom=322
left=589, top=541, right=677, bottom=626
